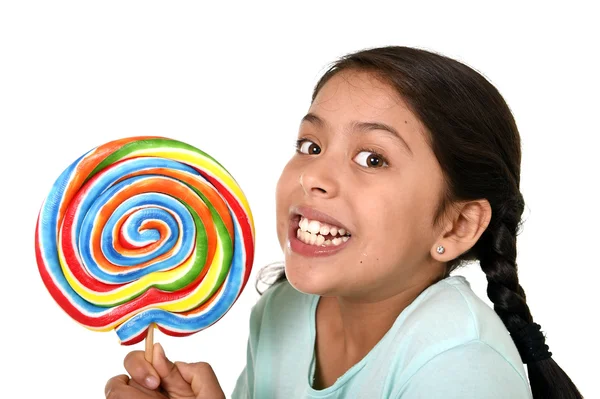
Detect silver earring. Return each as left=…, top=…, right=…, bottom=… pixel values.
left=436, top=245, right=445, bottom=254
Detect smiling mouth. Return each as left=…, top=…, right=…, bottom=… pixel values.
left=293, top=214, right=352, bottom=247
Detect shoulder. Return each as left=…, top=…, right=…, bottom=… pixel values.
left=403, top=275, right=523, bottom=349
left=389, top=275, right=528, bottom=384
left=394, top=339, right=532, bottom=398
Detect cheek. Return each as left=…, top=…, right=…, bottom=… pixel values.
left=359, top=191, right=427, bottom=257
left=275, top=163, right=296, bottom=246
left=275, top=164, right=293, bottom=212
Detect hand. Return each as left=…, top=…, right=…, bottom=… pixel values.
left=105, top=343, right=226, bottom=399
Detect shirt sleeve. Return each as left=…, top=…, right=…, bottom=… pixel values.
left=231, top=282, right=281, bottom=399
left=395, top=340, right=533, bottom=399
left=231, top=350, right=251, bottom=399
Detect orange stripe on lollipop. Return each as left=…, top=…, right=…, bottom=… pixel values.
left=123, top=167, right=234, bottom=237
left=89, top=177, right=216, bottom=275
left=61, top=177, right=218, bottom=293
left=58, top=137, right=157, bottom=222
left=113, top=210, right=174, bottom=256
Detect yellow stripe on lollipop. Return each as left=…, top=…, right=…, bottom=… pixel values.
left=127, top=146, right=255, bottom=236
left=161, top=239, right=226, bottom=312
left=66, top=233, right=227, bottom=333
left=58, top=244, right=190, bottom=306
left=58, top=227, right=227, bottom=309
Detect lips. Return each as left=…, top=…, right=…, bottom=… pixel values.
left=287, top=205, right=352, bottom=257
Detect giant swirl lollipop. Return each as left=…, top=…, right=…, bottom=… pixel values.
left=35, top=136, right=254, bottom=350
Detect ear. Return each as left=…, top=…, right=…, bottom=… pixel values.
left=431, top=199, right=492, bottom=261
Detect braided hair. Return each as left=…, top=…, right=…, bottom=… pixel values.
left=258, top=46, right=582, bottom=398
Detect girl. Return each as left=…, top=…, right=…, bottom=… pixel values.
left=105, top=46, right=583, bottom=399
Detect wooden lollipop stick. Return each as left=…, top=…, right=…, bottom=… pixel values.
left=145, top=323, right=155, bottom=363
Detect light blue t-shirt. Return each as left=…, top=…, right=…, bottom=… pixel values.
left=232, top=275, right=533, bottom=398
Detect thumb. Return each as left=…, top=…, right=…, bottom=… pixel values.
left=176, top=361, right=225, bottom=399
left=151, top=343, right=195, bottom=397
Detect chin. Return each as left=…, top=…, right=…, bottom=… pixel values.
left=283, top=254, right=338, bottom=296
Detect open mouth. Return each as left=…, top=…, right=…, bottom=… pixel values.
left=292, top=214, right=352, bottom=247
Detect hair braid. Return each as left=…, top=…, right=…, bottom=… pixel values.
left=478, top=194, right=532, bottom=332
left=477, top=195, right=583, bottom=398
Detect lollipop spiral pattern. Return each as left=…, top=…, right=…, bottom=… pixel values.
left=35, top=136, right=254, bottom=345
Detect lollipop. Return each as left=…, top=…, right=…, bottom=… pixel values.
left=35, top=136, right=255, bottom=348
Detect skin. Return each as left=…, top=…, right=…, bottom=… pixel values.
left=105, top=343, right=225, bottom=399
left=105, top=69, right=491, bottom=396
left=275, top=70, right=491, bottom=389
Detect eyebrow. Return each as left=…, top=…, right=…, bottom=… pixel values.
left=301, top=113, right=413, bottom=157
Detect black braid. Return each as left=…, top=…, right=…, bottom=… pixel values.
left=477, top=194, right=532, bottom=333
left=475, top=195, right=583, bottom=398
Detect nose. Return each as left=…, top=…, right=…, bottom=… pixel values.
left=299, top=158, right=340, bottom=198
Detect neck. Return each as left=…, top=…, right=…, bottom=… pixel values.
left=325, top=273, right=442, bottom=364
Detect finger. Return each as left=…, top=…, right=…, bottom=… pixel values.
left=124, top=350, right=161, bottom=390
left=105, top=374, right=157, bottom=399
left=151, top=343, right=195, bottom=397
left=129, top=379, right=165, bottom=398
left=176, top=362, right=225, bottom=399
left=105, top=375, right=129, bottom=397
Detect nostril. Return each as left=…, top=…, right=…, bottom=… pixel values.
left=313, top=187, right=327, bottom=194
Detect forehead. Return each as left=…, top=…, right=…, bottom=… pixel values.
left=310, top=70, right=411, bottom=119
left=308, top=70, right=428, bottom=146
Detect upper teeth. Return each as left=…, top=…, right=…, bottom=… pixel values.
left=299, top=216, right=350, bottom=236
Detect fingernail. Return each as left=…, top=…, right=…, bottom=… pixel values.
left=145, top=375, right=159, bottom=389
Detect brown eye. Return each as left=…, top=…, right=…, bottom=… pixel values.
left=297, top=140, right=321, bottom=155
left=353, top=151, right=388, bottom=168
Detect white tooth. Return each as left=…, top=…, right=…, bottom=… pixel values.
left=324, top=239, right=332, bottom=246
left=308, top=220, right=321, bottom=234
left=316, top=235, right=325, bottom=246
left=332, top=237, right=342, bottom=246
left=300, top=218, right=309, bottom=232
left=296, top=228, right=301, bottom=239
left=309, top=233, right=317, bottom=245
left=302, top=231, right=310, bottom=243
left=319, top=225, right=330, bottom=235
left=338, top=228, right=346, bottom=236
left=342, top=236, right=349, bottom=242
left=330, top=227, right=338, bottom=236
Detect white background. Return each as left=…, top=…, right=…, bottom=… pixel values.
left=1, top=1, right=598, bottom=398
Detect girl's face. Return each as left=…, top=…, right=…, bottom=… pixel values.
left=276, top=70, right=447, bottom=301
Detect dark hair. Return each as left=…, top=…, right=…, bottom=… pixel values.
left=256, top=46, right=582, bottom=398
